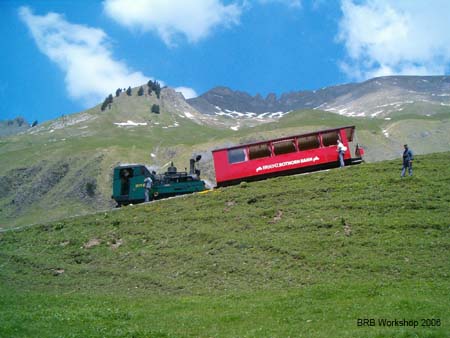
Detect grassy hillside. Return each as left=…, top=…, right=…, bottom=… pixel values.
left=1, top=152, right=449, bottom=337
left=0, top=85, right=449, bottom=228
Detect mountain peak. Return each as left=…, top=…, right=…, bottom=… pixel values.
left=188, top=75, right=450, bottom=118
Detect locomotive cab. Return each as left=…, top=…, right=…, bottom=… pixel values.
left=112, top=164, right=152, bottom=206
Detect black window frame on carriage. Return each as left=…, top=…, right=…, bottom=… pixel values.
left=298, top=134, right=320, bottom=151
left=248, top=143, right=272, bottom=160
left=228, top=147, right=247, bottom=164
left=273, top=139, right=296, bottom=156
left=321, top=130, right=340, bottom=147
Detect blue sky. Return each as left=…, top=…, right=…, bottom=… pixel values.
left=1, top=0, right=450, bottom=123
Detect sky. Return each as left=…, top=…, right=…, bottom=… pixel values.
left=1, top=0, right=450, bottom=123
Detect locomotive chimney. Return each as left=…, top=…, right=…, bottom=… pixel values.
left=189, top=158, right=195, bottom=174
left=168, top=162, right=177, bottom=174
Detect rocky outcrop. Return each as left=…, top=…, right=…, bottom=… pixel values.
left=0, top=117, right=30, bottom=137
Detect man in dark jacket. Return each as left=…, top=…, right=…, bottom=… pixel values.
left=401, top=144, right=413, bottom=177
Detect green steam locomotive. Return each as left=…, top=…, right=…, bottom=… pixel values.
left=112, top=156, right=206, bottom=206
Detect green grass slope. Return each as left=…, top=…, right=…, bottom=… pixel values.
left=1, top=152, right=449, bottom=337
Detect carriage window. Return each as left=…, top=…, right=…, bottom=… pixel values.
left=228, top=148, right=246, bottom=164
left=248, top=143, right=271, bottom=160
left=321, top=131, right=340, bottom=147
left=298, top=135, right=320, bottom=150
left=273, top=139, right=296, bottom=155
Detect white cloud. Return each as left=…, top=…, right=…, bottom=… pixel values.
left=338, top=0, right=450, bottom=80
left=19, top=7, right=197, bottom=107
left=19, top=6, right=148, bottom=107
left=103, top=0, right=242, bottom=46
left=175, top=87, right=198, bottom=99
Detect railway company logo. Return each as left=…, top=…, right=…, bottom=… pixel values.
left=256, top=156, right=320, bottom=173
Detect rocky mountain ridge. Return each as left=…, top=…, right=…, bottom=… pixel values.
left=188, top=76, right=450, bottom=119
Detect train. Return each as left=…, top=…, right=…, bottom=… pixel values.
left=213, top=125, right=364, bottom=187
left=112, top=126, right=364, bottom=205
left=112, top=156, right=206, bottom=206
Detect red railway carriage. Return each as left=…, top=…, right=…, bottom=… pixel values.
left=212, top=126, right=364, bottom=187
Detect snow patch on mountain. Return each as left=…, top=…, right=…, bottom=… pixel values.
left=214, top=106, right=290, bottom=120
left=114, top=121, right=148, bottom=127
left=317, top=98, right=429, bottom=118
left=230, top=124, right=240, bottom=131
left=184, top=112, right=195, bottom=119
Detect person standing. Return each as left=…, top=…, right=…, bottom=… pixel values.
left=401, top=144, right=414, bottom=177
left=337, top=140, right=347, bottom=168
left=144, top=175, right=153, bottom=202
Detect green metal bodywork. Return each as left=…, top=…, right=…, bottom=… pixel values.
left=112, top=164, right=206, bottom=206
